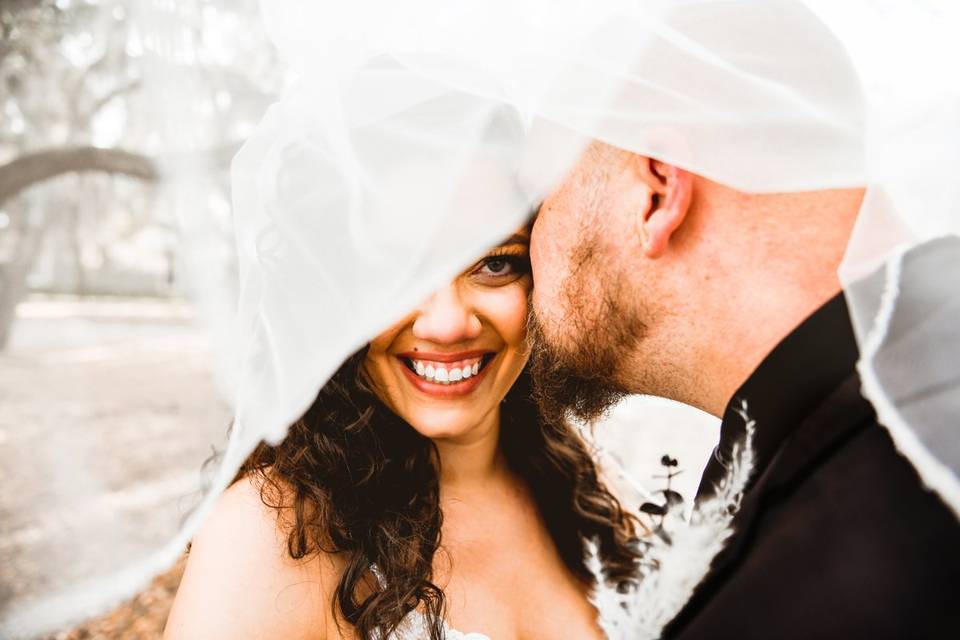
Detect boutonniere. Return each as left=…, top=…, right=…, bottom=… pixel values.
left=587, top=402, right=756, bottom=640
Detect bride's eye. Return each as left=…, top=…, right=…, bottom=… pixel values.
left=471, top=253, right=530, bottom=284
left=484, top=257, right=511, bottom=274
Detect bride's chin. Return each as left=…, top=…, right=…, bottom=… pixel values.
left=402, top=405, right=489, bottom=441
left=407, top=417, right=476, bottom=441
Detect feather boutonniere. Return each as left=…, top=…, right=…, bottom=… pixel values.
left=587, top=401, right=756, bottom=640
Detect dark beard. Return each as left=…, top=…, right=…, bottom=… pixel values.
left=528, top=288, right=646, bottom=426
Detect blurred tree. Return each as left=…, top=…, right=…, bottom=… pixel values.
left=0, top=0, right=280, bottom=349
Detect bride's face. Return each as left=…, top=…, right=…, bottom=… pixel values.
left=364, top=229, right=532, bottom=440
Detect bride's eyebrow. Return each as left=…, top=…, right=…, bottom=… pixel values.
left=497, top=233, right=530, bottom=248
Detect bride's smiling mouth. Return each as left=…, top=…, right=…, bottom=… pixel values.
left=395, top=350, right=497, bottom=397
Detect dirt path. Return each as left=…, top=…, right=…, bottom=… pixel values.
left=0, top=297, right=231, bottom=638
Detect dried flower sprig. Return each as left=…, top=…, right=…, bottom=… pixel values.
left=588, top=401, right=757, bottom=640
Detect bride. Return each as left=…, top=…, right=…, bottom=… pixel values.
left=163, top=226, right=640, bottom=640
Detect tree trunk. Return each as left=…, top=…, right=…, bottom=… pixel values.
left=0, top=218, right=45, bottom=350
left=0, top=147, right=160, bottom=350
left=0, top=142, right=240, bottom=350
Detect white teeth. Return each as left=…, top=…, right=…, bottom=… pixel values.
left=408, top=357, right=485, bottom=384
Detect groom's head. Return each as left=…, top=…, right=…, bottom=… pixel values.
left=529, top=141, right=864, bottom=420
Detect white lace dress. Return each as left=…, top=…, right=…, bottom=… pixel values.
left=387, top=610, right=491, bottom=640
left=368, top=565, right=491, bottom=640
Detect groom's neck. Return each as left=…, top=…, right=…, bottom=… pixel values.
left=673, top=187, right=864, bottom=417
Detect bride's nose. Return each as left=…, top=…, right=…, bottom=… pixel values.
left=412, top=282, right=482, bottom=344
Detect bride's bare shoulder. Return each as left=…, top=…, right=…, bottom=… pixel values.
left=164, top=473, right=343, bottom=640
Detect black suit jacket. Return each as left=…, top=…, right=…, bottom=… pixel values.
left=665, top=293, right=960, bottom=639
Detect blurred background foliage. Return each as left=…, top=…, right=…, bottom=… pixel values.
left=0, top=0, right=281, bottom=349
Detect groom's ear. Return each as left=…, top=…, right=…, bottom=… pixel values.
left=634, top=156, right=693, bottom=259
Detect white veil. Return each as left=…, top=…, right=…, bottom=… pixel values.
left=3, top=0, right=957, bottom=636
left=225, top=0, right=959, bottom=515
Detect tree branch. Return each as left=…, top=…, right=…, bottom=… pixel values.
left=0, top=142, right=243, bottom=209
left=0, top=146, right=158, bottom=208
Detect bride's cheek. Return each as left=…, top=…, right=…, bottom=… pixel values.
left=483, top=285, right=530, bottom=348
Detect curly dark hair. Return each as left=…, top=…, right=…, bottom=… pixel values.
left=236, top=348, right=640, bottom=640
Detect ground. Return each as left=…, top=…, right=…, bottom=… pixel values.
left=0, top=297, right=230, bottom=638
left=0, top=296, right=716, bottom=638
left=41, top=558, right=186, bottom=640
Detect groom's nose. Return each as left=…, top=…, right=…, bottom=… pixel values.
left=412, top=283, right=482, bottom=344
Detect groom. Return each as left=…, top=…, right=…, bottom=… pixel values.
left=527, top=142, right=960, bottom=637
